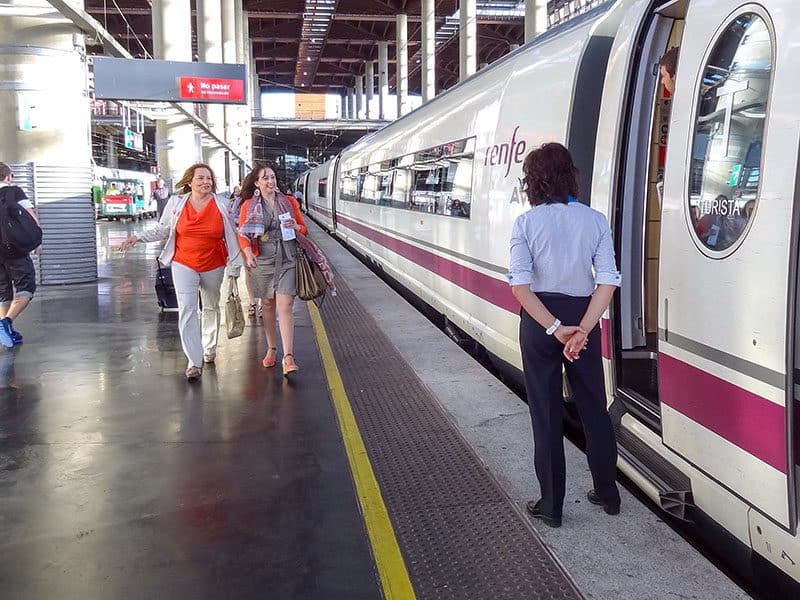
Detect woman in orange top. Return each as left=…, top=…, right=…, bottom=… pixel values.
left=237, top=163, right=307, bottom=376
left=119, top=163, right=243, bottom=381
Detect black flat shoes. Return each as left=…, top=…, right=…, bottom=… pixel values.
left=526, top=500, right=562, bottom=528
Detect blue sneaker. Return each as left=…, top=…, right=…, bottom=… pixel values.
left=11, top=330, right=22, bottom=346
left=0, top=318, right=14, bottom=348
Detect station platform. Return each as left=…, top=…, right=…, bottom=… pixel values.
left=0, top=220, right=747, bottom=599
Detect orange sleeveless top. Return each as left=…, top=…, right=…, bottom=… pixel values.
left=173, top=199, right=227, bottom=272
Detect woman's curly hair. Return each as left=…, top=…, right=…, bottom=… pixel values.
left=522, top=142, right=580, bottom=206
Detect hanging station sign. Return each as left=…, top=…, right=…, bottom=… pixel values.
left=92, top=57, right=248, bottom=105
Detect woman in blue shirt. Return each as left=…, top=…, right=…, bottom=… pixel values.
left=508, top=142, right=622, bottom=528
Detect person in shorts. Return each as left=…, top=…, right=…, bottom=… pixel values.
left=0, top=162, right=40, bottom=347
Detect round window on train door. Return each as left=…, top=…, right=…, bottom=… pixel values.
left=688, top=11, right=773, bottom=256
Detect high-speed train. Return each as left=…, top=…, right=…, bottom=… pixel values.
left=301, top=0, right=800, bottom=587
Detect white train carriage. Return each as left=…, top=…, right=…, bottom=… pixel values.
left=292, top=171, right=310, bottom=212
left=305, top=0, right=800, bottom=586
left=305, top=159, right=336, bottom=231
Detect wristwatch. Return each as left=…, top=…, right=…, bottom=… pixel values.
left=545, top=319, right=561, bottom=335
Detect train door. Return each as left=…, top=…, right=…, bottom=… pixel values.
left=659, top=3, right=797, bottom=530
left=614, top=2, right=685, bottom=430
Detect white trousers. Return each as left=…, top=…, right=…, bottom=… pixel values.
left=171, top=262, right=225, bottom=368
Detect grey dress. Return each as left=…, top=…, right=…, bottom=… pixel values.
left=249, top=200, right=298, bottom=298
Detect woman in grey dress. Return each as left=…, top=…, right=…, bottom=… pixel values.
left=237, top=164, right=307, bottom=376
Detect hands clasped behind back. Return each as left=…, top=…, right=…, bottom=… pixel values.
left=555, top=326, right=589, bottom=362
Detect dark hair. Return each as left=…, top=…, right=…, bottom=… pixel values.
left=174, top=163, right=217, bottom=195
left=659, top=46, right=679, bottom=78
left=240, top=162, right=283, bottom=200
left=522, top=142, right=579, bottom=206
left=0, top=162, right=11, bottom=182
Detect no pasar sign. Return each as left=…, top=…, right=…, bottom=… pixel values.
left=178, top=77, right=245, bottom=102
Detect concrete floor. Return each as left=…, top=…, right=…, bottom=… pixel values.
left=309, top=220, right=751, bottom=600
left=0, top=222, right=380, bottom=599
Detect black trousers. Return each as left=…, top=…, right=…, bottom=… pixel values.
left=519, top=293, right=619, bottom=518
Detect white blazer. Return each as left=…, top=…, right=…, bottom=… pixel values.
left=136, top=193, right=244, bottom=270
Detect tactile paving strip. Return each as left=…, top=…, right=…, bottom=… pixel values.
left=318, top=277, right=582, bottom=600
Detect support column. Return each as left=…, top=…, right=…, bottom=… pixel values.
left=196, top=0, right=226, bottom=185
left=365, top=61, right=374, bottom=119
left=106, top=134, right=118, bottom=168
left=1, top=1, right=97, bottom=283
left=251, top=44, right=260, bottom=118
left=378, top=41, right=389, bottom=120
left=346, top=87, right=355, bottom=119
left=221, top=0, right=239, bottom=183
left=153, top=0, right=199, bottom=186
left=525, top=0, right=548, bottom=43
left=355, top=75, right=364, bottom=119
left=459, top=0, right=476, bottom=81
left=237, top=3, right=252, bottom=173
left=421, top=0, right=436, bottom=103
left=396, top=14, right=409, bottom=117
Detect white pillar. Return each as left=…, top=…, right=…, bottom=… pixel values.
left=396, top=14, right=409, bottom=117
left=106, top=134, right=118, bottom=169
left=355, top=75, right=364, bottom=119
left=221, top=0, right=238, bottom=185
left=152, top=0, right=198, bottom=186
left=421, top=0, right=436, bottom=103
left=365, top=61, right=375, bottom=119
left=196, top=0, right=226, bottom=184
left=459, top=0, right=476, bottom=81
left=237, top=4, right=252, bottom=171
left=378, top=41, right=389, bottom=120
left=347, top=87, right=355, bottom=119
left=525, top=0, right=548, bottom=43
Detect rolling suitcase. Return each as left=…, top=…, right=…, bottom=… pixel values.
left=155, top=259, right=178, bottom=311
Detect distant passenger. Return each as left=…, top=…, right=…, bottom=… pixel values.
left=228, top=185, right=259, bottom=318
left=0, top=162, right=41, bottom=348
left=117, top=163, right=243, bottom=381
left=153, top=179, right=171, bottom=219
left=659, top=46, right=679, bottom=95
left=237, top=164, right=308, bottom=376
left=508, top=142, right=622, bottom=528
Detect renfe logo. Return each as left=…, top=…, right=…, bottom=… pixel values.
left=484, top=125, right=527, bottom=178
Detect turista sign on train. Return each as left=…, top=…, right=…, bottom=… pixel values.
left=483, top=125, right=527, bottom=204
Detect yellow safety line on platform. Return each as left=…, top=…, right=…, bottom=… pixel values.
left=308, top=302, right=416, bottom=600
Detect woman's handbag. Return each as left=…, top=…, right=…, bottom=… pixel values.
left=225, top=276, right=246, bottom=339
left=296, top=250, right=327, bottom=301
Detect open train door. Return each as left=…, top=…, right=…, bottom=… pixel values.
left=658, top=3, right=797, bottom=531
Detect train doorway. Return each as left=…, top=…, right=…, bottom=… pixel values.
left=614, top=6, right=685, bottom=431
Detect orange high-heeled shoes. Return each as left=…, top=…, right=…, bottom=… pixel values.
left=282, top=353, right=299, bottom=377
left=262, top=347, right=278, bottom=368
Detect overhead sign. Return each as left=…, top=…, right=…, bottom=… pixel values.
left=179, top=77, right=245, bottom=102
left=92, top=57, right=247, bottom=105
left=123, top=128, right=144, bottom=152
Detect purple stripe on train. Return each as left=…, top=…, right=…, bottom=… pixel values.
left=337, top=214, right=519, bottom=313
left=659, top=353, right=787, bottom=474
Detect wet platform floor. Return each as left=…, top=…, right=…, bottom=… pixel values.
left=0, top=222, right=380, bottom=598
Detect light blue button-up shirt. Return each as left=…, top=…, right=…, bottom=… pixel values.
left=507, top=199, right=622, bottom=296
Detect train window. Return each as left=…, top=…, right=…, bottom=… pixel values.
left=318, top=178, right=327, bottom=199
left=338, top=138, right=475, bottom=219
left=408, top=138, right=475, bottom=218
left=688, top=12, right=772, bottom=254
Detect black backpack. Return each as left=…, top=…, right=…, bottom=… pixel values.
left=0, top=186, right=43, bottom=258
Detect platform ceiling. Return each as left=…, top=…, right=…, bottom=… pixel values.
left=84, top=0, right=525, bottom=96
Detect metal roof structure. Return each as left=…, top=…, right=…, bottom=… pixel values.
left=83, top=0, right=526, bottom=96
